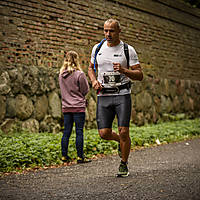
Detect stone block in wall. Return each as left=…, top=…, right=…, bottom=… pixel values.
left=160, top=95, right=173, bottom=113
left=131, top=94, right=136, bottom=107
left=39, top=114, right=61, bottom=133
left=131, top=81, right=143, bottom=95
left=172, top=96, right=181, bottom=113
left=7, top=68, right=18, bottom=81
left=34, top=67, right=59, bottom=95
left=48, top=91, right=61, bottom=119
left=151, top=106, right=160, bottom=123
left=160, top=79, right=169, bottom=97
left=144, top=113, right=151, bottom=124
left=193, top=95, right=200, bottom=111
left=52, top=123, right=61, bottom=134
left=21, top=118, right=39, bottom=133
left=188, top=97, right=194, bottom=111
left=22, top=66, right=39, bottom=96
left=6, top=65, right=39, bottom=96
left=6, top=97, right=16, bottom=118
left=195, top=82, right=200, bottom=94
left=10, top=68, right=23, bottom=95
left=135, top=91, right=152, bottom=111
left=85, top=96, right=97, bottom=129
left=152, top=79, right=170, bottom=97
left=48, top=76, right=57, bottom=91
left=176, top=80, right=185, bottom=96
left=151, top=78, right=161, bottom=95
left=137, top=75, right=149, bottom=91
left=168, top=79, right=177, bottom=99
left=188, top=87, right=196, bottom=99
left=15, top=94, right=34, bottom=120
left=0, top=119, right=17, bottom=134
left=0, top=95, right=6, bottom=122
left=40, top=115, right=53, bottom=133
left=34, top=95, right=48, bottom=121
left=136, top=112, right=145, bottom=126
left=131, top=107, right=137, bottom=124
left=0, top=71, right=11, bottom=95
left=183, top=93, right=194, bottom=112
left=153, top=96, right=161, bottom=113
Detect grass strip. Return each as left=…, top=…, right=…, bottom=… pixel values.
left=0, top=118, right=200, bottom=173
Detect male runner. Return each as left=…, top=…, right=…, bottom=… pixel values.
left=88, top=19, right=143, bottom=177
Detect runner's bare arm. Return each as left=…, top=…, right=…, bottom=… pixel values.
left=88, top=62, right=102, bottom=90
left=113, top=63, right=143, bottom=81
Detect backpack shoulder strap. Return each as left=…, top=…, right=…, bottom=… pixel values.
left=124, top=43, right=129, bottom=68
left=94, top=38, right=106, bottom=72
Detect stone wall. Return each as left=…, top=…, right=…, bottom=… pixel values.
left=0, top=0, right=200, bottom=133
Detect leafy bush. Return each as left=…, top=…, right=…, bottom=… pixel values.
left=0, top=132, right=62, bottom=173
left=0, top=119, right=200, bottom=173
left=130, top=118, right=200, bottom=146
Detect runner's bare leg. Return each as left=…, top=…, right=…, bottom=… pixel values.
left=98, top=128, right=120, bottom=142
left=119, top=127, right=131, bottom=162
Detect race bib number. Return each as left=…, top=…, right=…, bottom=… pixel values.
left=103, top=72, right=121, bottom=86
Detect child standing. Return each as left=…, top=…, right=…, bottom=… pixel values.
left=59, top=50, right=91, bottom=163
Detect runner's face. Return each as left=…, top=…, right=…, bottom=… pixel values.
left=104, top=22, right=121, bottom=46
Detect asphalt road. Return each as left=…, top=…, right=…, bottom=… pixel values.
left=0, top=138, right=200, bottom=200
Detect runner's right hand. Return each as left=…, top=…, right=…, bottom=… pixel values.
left=92, top=80, right=102, bottom=90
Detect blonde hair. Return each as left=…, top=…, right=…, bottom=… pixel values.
left=60, top=50, right=82, bottom=74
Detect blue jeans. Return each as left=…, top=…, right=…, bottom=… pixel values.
left=61, top=112, right=85, bottom=158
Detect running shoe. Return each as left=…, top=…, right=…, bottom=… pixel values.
left=61, top=156, right=72, bottom=162
left=117, top=162, right=129, bottom=177
left=77, top=157, right=92, bottom=164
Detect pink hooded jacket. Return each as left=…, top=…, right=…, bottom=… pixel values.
left=59, top=70, right=89, bottom=113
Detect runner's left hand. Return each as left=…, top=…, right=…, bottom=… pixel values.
left=113, top=63, right=123, bottom=73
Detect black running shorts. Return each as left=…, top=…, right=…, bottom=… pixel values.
left=96, top=94, right=132, bottom=129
